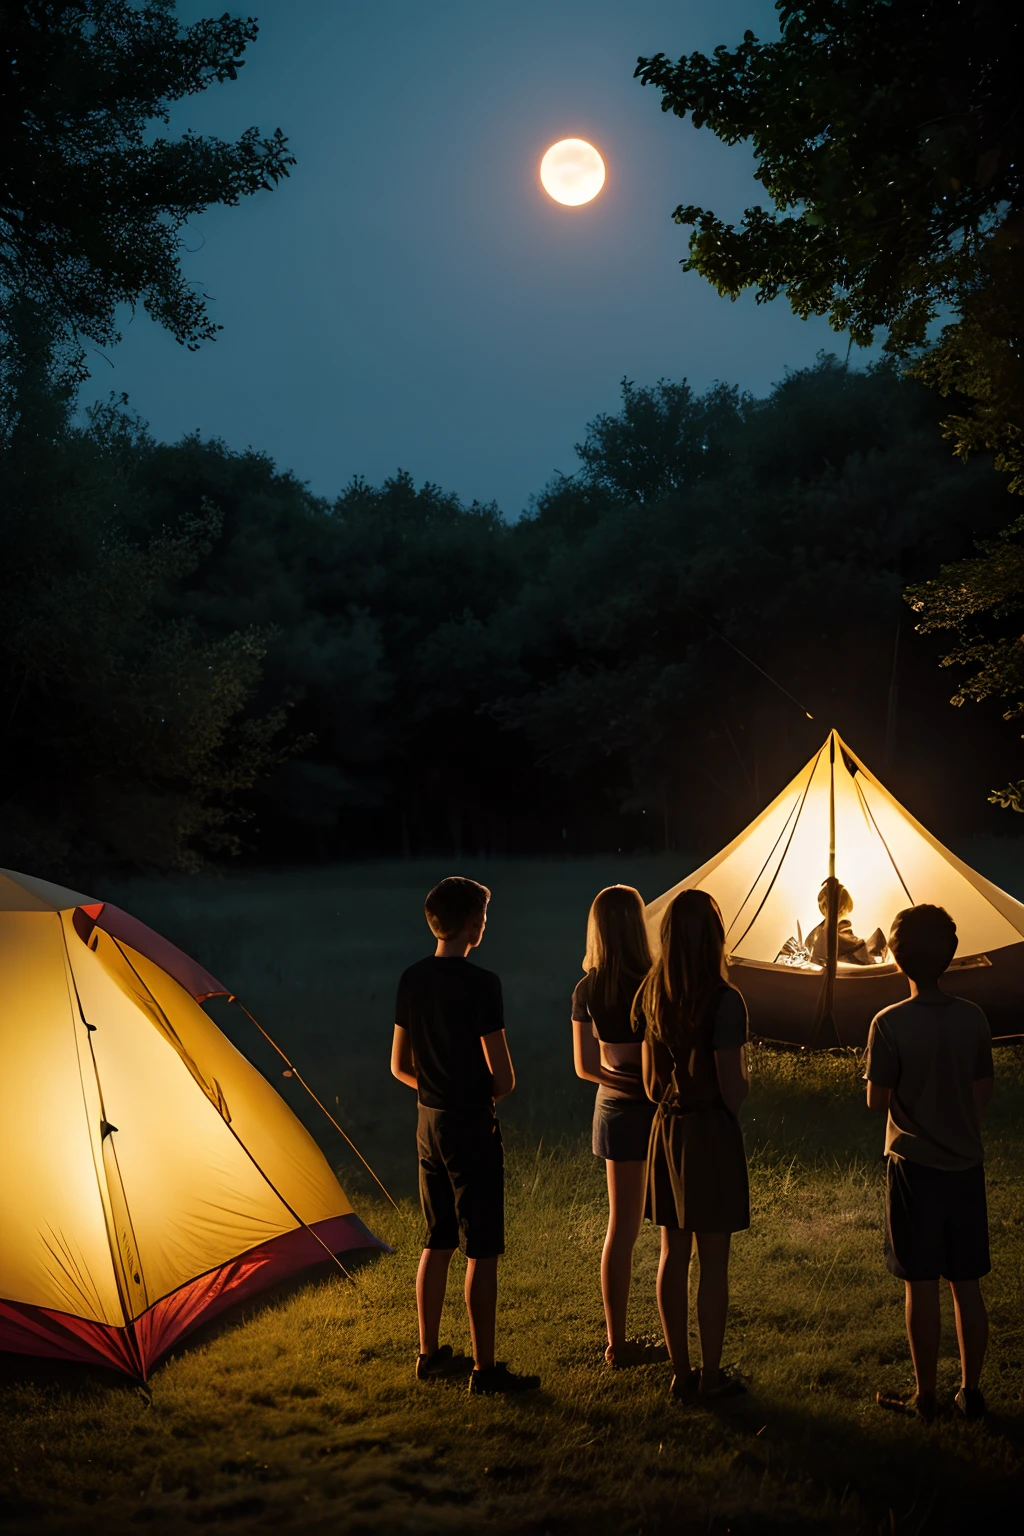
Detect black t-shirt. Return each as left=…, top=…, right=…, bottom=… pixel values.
left=571, top=969, right=644, bottom=1043
left=395, top=956, right=504, bottom=1113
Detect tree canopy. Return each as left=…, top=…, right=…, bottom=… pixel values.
left=636, top=0, right=1024, bottom=801
left=635, top=0, right=1021, bottom=357
left=5, top=345, right=1013, bottom=874
left=0, top=1, right=293, bottom=374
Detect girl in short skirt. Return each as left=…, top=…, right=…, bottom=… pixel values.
left=571, top=885, right=655, bottom=1366
left=634, top=888, right=750, bottom=1399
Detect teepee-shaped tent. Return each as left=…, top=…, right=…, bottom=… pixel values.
left=0, top=869, right=384, bottom=1379
left=647, top=731, right=1024, bottom=1046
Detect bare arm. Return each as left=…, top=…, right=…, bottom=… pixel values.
left=974, top=1075, right=994, bottom=1122
left=572, top=1018, right=640, bottom=1091
left=715, top=1046, right=749, bottom=1116
left=390, top=1025, right=417, bottom=1091
left=866, top=1080, right=891, bottom=1112
left=482, top=1028, right=515, bottom=1101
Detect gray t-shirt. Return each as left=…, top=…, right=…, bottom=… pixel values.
left=864, top=995, right=994, bottom=1171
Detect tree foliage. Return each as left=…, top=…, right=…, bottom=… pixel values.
left=2, top=346, right=1015, bottom=872
left=635, top=0, right=1021, bottom=355
left=636, top=0, right=1024, bottom=796
left=0, top=324, right=290, bottom=870
left=0, top=1, right=293, bottom=375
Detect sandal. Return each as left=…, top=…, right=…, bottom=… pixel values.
left=606, top=1339, right=670, bottom=1369
left=876, top=1388, right=937, bottom=1421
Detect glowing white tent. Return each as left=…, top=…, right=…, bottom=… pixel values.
left=647, top=731, right=1024, bottom=1046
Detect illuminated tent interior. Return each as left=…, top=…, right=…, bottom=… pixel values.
left=646, top=731, right=1024, bottom=1046
left=0, top=868, right=384, bottom=1379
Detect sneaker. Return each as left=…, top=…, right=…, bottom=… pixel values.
left=954, top=1386, right=986, bottom=1421
left=876, top=1388, right=937, bottom=1421
left=416, top=1344, right=454, bottom=1380
left=468, top=1362, right=541, bottom=1396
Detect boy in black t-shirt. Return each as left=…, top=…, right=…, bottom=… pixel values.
left=391, top=875, right=540, bottom=1396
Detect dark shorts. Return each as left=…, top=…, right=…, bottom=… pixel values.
left=885, top=1156, right=990, bottom=1282
left=592, top=1088, right=655, bottom=1162
left=417, top=1105, right=504, bottom=1259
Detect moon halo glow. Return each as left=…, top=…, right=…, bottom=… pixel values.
left=540, top=139, right=606, bottom=206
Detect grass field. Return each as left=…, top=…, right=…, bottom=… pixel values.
left=2, top=856, right=1023, bottom=1534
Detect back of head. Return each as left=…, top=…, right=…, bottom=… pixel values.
left=889, top=904, right=957, bottom=985
left=583, top=885, right=652, bottom=1009
left=818, top=879, right=853, bottom=918
left=424, top=875, right=491, bottom=940
left=634, top=888, right=726, bottom=1051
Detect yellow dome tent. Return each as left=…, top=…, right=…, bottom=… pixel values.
left=0, top=869, right=384, bottom=1378
left=646, top=730, right=1024, bottom=1047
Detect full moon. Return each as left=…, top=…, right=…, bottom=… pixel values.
left=540, top=138, right=606, bottom=206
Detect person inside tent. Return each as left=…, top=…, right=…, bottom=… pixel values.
left=806, top=880, right=888, bottom=966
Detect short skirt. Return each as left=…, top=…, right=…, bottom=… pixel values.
left=592, top=1087, right=656, bottom=1162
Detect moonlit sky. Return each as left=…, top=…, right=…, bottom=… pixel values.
left=81, top=0, right=845, bottom=516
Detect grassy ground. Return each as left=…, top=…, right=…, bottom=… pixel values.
left=2, top=857, right=1023, bottom=1533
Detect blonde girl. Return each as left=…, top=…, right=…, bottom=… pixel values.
left=571, top=885, right=655, bottom=1366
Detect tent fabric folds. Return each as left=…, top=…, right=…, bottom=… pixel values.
left=646, top=732, right=1024, bottom=1047
left=0, top=868, right=385, bottom=1378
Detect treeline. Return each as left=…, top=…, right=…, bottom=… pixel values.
left=0, top=344, right=1018, bottom=875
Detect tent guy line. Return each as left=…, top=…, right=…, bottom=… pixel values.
left=687, top=604, right=816, bottom=721
left=230, top=997, right=402, bottom=1215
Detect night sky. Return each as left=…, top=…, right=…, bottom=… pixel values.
left=82, top=0, right=845, bottom=516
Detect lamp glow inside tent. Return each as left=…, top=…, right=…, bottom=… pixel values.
left=0, top=868, right=385, bottom=1379
left=646, top=731, right=1024, bottom=1047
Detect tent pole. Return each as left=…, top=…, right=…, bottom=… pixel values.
left=813, top=733, right=841, bottom=1048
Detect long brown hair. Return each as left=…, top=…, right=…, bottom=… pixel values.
left=582, top=885, right=653, bottom=1013
left=632, top=889, right=727, bottom=1053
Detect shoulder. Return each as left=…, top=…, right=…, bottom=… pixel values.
left=398, top=957, right=432, bottom=986
left=712, top=984, right=748, bottom=1048
left=948, top=995, right=991, bottom=1031
left=717, top=983, right=748, bottom=1020
left=572, top=970, right=594, bottom=1016
left=466, top=961, right=502, bottom=992
left=870, top=998, right=912, bottom=1033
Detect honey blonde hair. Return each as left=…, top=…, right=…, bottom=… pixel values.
left=582, top=885, right=652, bottom=1013
left=632, top=889, right=727, bottom=1053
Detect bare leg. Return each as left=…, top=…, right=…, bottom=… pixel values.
left=416, top=1248, right=455, bottom=1356
left=950, top=1280, right=988, bottom=1389
left=656, top=1227, right=693, bottom=1377
left=602, top=1160, right=648, bottom=1360
left=905, top=1280, right=941, bottom=1395
left=465, top=1256, right=498, bottom=1370
left=694, top=1232, right=731, bottom=1386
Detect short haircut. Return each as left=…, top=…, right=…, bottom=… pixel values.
left=818, top=880, right=853, bottom=918
left=424, top=876, right=491, bottom=940
left=889, top=904, right=957, bottom=982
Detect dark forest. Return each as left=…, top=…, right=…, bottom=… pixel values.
left=2, top=338, right=1020, bottom=875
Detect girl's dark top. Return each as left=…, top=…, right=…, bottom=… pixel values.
left=644, top=984, right=748, bottom=1112
left=395, top=956, right=503, bottom=1114
left=571, top=968, right=643, bottom=1044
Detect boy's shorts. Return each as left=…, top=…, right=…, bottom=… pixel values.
left=416, top=1105, right=505, bottom=1258
left=885, top=1156, right=990, bottom=1282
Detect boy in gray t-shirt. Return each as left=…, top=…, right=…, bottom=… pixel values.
left=864, top=904, right=994, bottom=1422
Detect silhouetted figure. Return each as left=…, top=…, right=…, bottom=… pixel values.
left=806, top=880, right=887, bottom=965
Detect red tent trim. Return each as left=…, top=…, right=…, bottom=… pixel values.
left=73, top=903, right=228, bottom=1001
left=0, top=1213, right=385, bottom=1379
